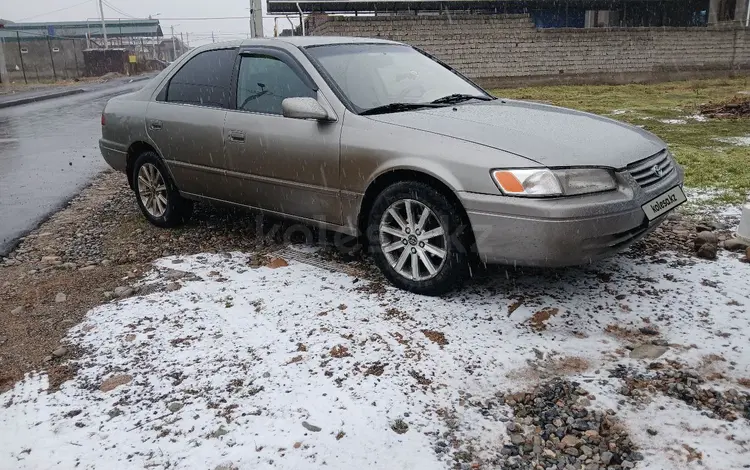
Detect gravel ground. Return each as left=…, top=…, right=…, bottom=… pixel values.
left=0, top=171, right=360, bottom=392
left=1, top=171, right=747, bottom=395
left=2, top=169, right=750, bottom=470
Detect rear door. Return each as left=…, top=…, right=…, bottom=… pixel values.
left=146, top=48, right=237, bottom=197
left=222, top=47, right=342, bottom=224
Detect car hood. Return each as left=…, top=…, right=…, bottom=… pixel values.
left=367, top=100, right=666, bottom=168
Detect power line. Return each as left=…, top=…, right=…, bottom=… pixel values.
left=152, top=16, right=253, bottom=21
left=17, top=0, right=93, bottom=21
left=101, top=0, right=136, bottom=19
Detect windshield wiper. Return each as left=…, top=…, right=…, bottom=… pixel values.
left=430, top=93, right=493, bottom=105
left=360, top=102, right=444, bottom=116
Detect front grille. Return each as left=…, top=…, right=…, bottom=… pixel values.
left=627, top=150, right=674, bottom=188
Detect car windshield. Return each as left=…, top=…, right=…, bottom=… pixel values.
left=305, top=43, right=490, bottom=113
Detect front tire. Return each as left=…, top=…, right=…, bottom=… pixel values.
left=367, top=181, right=470, bottom=296
left=132, top=151, right=192, bottom=228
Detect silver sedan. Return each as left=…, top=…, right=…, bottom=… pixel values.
left=100, top=36, right=686, bottom=295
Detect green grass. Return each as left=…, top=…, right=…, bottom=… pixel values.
left=492, top=77, right=750, bottom=203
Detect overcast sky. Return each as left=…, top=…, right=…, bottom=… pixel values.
left=2, top=0, right=299, bottom=45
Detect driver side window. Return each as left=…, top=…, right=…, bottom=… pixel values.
left=236, top=54, right=315, bottom=115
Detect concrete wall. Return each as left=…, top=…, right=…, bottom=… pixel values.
left=1, top=38, right=86, bottom=82
left=311, top=14, right=750, bottom=87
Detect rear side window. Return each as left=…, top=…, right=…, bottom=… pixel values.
left=165, top=49, right=236, bottom=108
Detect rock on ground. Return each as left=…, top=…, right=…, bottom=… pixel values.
left=630, top=344, right=669, bottom=359
left=696, top=243, right=718, bottom=260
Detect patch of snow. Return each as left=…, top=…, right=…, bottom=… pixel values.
left=715, top=136, right=750, bottom=147
left=2, top=250, right=750, bottom=469
left=682, top=189, right=745, bottom=220
left=660, top=119, right=688, bottom=125
left=611, top=109, right=630, bottom=115
left=688, top=114, right=709, bottom=122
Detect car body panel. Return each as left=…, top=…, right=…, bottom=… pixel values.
left=145, top=101, right=228, bottom=197
left=461, top=162, right=684, bottom=265
left=223, top=100, right=343, bottom=224
left=99, top=36, right=685, bottom=269
left=368, top=100, right=665, bottom=168
left=100, top=94, right=150, bottom=172
left=220, top=42, right=346, bottom=224
left=337, top=111, right=540, bottom=230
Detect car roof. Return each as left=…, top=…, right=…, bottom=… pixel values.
left=197, top=36, right=401, bottom=51
left=266, top=36, right=400, bottom=47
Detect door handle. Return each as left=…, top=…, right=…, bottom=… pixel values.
left=149, top=120, right=163, bottom=130
left=228, top=130, right=245, bottom=143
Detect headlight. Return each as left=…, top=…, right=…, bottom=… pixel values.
left=491, top=168, right=616, bottom=197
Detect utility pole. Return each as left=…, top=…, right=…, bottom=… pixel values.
left=253, top=0, right=264, bottom=38
left=185, top=32, right=189, bottom=48
left=248, top=0, right=255, bottom=38
left=16, top=32, right=28, bottom=84
left=98, top=0, right=108, bottom=49
left=46, top=35, right=57, bottom=81
left=211, top=31, right=215, bottom=43
left=180, top=32, right=184, bottom=54
left=171, top=25, right=176, bottom=61
left=0, top=38, right=9, bottom=89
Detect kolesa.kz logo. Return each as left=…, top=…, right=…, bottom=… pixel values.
left=651, top=193, right=678, bottom=213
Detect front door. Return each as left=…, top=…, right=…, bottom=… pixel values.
left=221, top=49, right=342, bottom=225
left=146, top=48, right=237, bottom=197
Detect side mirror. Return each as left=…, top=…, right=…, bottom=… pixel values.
left=282, top=97, right=331, bottom=121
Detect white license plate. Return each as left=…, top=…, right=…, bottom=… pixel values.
left=642, top=186, right=687, bottom=221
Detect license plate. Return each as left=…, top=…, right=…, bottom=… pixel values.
left=642, top=185, right=687, bottom=221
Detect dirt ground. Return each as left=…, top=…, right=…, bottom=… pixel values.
left=0, top=171, right=743, bottom=394
left=0, top=171, right=337, bottom=392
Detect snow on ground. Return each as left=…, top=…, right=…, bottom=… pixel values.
left=714, top=136, right=750, bottom=147
left=2, top=248, right=750, bottom=470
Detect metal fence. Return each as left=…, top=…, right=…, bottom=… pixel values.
left=1, top=29, right=164, bottom=85
left=1, top=31, right=87, bottom=84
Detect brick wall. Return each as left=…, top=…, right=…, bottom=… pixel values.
left=311, top=15, right=750, bottom=87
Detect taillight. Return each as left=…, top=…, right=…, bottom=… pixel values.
left=101, top=113, right=106, bottom=126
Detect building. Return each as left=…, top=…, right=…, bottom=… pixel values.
left=0, top=19, right=162, bottom=82
left=268, top=0, right=750, bottom=28
left=153, top=37, right=189, bottom=62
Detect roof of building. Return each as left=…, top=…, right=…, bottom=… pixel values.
left=0, top=19, right=162, bottom=40
left=267, top=0, right=687, bottom=13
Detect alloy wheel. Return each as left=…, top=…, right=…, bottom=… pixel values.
left=378, top=198, right=448, bottom=281
left=137, top=163, right=168, bottom=218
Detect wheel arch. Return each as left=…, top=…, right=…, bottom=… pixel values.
left=357, top=168, right=474, bottom=244
left=125, top=141, right=159, bottom=189
left=126, top=141, right=180, bottom=191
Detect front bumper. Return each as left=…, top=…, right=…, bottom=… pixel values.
left=460, top=164, right=684, bottom=267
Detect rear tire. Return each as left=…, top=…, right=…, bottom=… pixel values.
left=367, top=181, right=470, bottom=296
left=132, top=151, right=192, bottom=228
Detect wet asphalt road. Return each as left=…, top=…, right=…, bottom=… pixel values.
left=0, top=80, right=149, bottom=256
